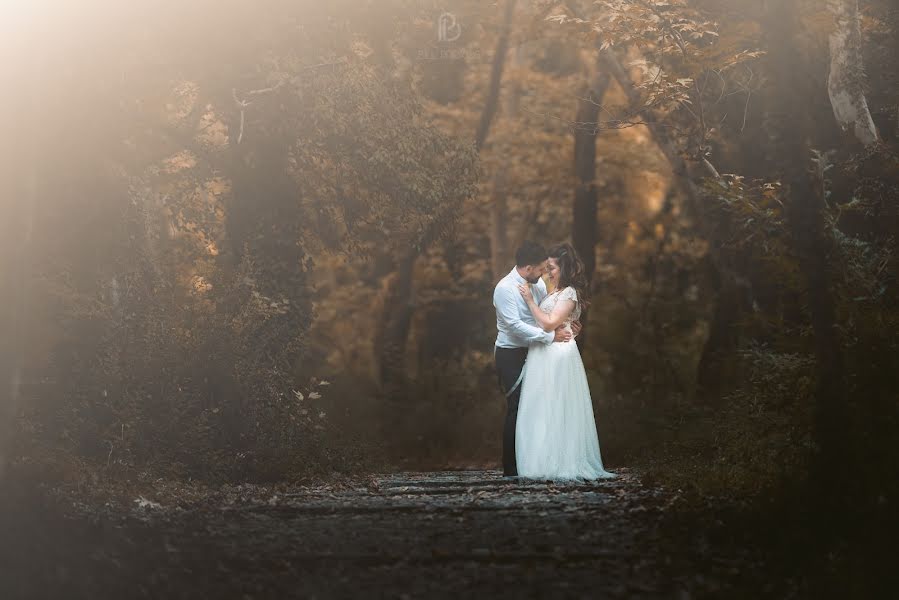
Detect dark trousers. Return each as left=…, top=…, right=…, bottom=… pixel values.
left=494, top=346, right=529, bottom=476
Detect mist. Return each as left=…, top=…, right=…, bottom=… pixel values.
left=1, top=0, right=897, bottom=597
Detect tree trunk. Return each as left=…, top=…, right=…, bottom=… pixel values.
left=376, top=0, right=516, bottom=395
left=475, top=0, right=517, bottom=152
left=827, top=0, right=879, bottom=146
left=489, top=37, right=526, bottom=280
left=694, top=261, right=746, bottom=398
left=768, top=0, right=850, bottom=508
left=489, top=169, right=510, bottom=280
left=788, top=175, right=848, bottom=480
left=375, top=252, right=417, bottom=399
left=571, top=63, right=611, bottom=346
left=564, top=1, right=611, bottom=287
left=572, top=69, right=612, bottom=284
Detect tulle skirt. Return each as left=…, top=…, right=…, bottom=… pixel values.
left=515, top=339, right=615, bottom=481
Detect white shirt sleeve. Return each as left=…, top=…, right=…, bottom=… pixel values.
left=494, top=285, right=555, bottom=345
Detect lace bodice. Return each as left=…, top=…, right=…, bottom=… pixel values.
left=539, top=286, right=580, bottom=325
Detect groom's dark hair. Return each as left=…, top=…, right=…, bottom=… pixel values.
left=515, top=240, right=548, bottom=267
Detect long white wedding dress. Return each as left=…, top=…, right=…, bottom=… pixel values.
left=515, top=286, right=615, bottom=481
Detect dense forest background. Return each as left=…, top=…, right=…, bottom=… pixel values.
left=1, top=0, right=897, bottom=594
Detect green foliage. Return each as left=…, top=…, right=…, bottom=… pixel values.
left=713, top=344, right=816, bottom=492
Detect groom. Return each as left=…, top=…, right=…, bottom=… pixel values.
left=493, top=240, right=580, bottom=477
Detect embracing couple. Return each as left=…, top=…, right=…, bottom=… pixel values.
left=493, top=240, right=615, bottom=481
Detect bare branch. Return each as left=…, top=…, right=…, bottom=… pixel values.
left=231, top=59, right=346, bottom=145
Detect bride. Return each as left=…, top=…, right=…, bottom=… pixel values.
left=515, top=242, right=615, bottom=481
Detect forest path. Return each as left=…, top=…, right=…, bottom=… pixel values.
left=8, top=469, right=761, bottom=599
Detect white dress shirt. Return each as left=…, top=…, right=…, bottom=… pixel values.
left=493, top=267, right=555, bottom=348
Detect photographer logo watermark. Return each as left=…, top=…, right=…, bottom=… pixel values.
left=437, top=12, right=461, bottom=42
left=418, top=11, right=479, bottom=61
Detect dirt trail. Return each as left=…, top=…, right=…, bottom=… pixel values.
left=3, top=469, right=761, bottom=599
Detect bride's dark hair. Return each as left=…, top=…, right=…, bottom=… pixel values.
left=547, top=242, right=590, bottom=310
